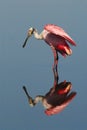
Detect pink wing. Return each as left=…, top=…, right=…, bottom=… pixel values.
left=44, top=24, right=76, bottom=46
left=45, top=92, right=76, bottom=116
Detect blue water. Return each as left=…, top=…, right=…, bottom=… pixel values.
left=0, top=0, right=87, bottom=129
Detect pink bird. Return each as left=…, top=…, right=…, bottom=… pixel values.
left=22, top=63, right=76, bottom=116
left=23, top=24, right=76, bottom=73
left=23, top=81, right=76, bottom=116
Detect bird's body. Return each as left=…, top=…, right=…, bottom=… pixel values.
left=43, top=24, right=76, bottom=56
left=42, top=29, right=72, bottom=56
left=23, top=24, right=76, bottom=75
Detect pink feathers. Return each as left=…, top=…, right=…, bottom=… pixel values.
left=44, top=24, right=76, bottom=46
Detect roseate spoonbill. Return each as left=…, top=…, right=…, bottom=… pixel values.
left=22, top=24, right=76, bottom=72
left=23, top=67, right=76, bottom=116
left=23, top=81, right=76, bottom=116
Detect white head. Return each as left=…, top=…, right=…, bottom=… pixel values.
left=27, top=27, right=35, bottom=36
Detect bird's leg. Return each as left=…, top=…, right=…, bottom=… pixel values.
left=23, top=86, right=44, bottom=107
left=50, top=46, right=59, bottom=94
left=51, top=46, right=59, bottom=82
left=54, top=52, right=59, bottom=83
left=50, top=67, right=58, bottom=95
left=53, top=65, right=58, bottom=86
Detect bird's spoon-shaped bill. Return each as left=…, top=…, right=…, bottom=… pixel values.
left=22, top=35, right=30, bottom=48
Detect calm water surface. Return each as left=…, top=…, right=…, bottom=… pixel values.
left=0, top=0, right=87, bottom=129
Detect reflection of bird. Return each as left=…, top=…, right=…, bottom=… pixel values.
left=23, top=81, right=76, bottom=116
left=44, top=81, right=76, bottom=115
left=23, top=24, right=76, bottom=72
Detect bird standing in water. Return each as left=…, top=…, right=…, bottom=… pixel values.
left=23, top=24, right=76, bottom=76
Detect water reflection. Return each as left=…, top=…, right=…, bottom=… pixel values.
left=23, top=68, right=76, bottom=116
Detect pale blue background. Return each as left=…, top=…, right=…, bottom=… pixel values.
left=0, top=0, right=87, bottom=130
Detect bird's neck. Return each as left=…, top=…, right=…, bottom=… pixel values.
left=33, top=29, right=43, bottom=40
left=34, top=96, right=44, bottom=104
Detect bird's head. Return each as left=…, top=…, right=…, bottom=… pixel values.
left=28, top=27, right=35, bottom=36
left=22, top=27, right=35, bottom=48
